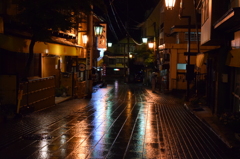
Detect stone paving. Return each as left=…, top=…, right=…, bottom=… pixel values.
left=0, top=78, right=239, bottom=159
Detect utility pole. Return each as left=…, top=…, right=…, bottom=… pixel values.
left=86, top=5, right=93, bottom=98
left=127, top=0, right=130, bottom=82
left=127, top=33, right=130, bottom=82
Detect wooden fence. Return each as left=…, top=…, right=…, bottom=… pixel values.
left=19, top=76, right=55, bottom=112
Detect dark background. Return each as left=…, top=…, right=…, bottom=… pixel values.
left=101, top=0, right=159, bottom=43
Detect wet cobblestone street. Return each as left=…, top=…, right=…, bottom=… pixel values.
left=0, top=78, right=237, bottom=159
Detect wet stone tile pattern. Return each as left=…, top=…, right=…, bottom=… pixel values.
left=0, top=79, right=236, bottom=159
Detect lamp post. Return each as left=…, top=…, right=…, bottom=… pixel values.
left=165, top=0, right=192, bottom=100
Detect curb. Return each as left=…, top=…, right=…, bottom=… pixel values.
left=183, top=103, right=234, bottom=149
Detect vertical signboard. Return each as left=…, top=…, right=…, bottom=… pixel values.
left=102, top=64, right=106, bottom=76
left=97, top=23, right=107, bottom=49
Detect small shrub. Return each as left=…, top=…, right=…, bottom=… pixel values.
left=55, top=86, right=67, bottom=97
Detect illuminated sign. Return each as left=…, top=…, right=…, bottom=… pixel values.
left=102, top=64, right=106, bottom=76
left=97, top=23, right=107, bottom=49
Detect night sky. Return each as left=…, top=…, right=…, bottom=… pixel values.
left=102, top=0, right=159, bottom=43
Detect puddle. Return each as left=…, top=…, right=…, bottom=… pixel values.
left=23, top=133, right=52, bottom=140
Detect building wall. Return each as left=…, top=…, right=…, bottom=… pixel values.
left=0, top=48, right=41, bottom=78
left=162, top=0, right=198, bottom=44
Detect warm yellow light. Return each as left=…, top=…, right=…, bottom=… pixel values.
left=148, top=42, right=154, bottom=49
left=165, top=0, right=176, bottom=10
left=82, top=35, right=88, bottom=45
left=129, top=54, right=132, bottom=58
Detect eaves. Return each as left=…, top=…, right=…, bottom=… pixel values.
left=214, top=7, right=240, bottom=32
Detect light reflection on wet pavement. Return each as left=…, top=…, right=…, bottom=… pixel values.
left=0, top=78, right=234, bottom=158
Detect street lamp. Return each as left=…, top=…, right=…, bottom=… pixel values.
left=82, top=34, right=88, bottom=45
left=85, top=8, right=104, bottom=98
left=165, top=0, right=176, bottom=10
left=148, top=42, right=154, bottom=49
left=107, top=42, right=112, bottom=47
left=129, top=54, right=133, bottom=59
left=142, top=38, right=148, bottom=44
left=94, top=24, right=104, bottom=36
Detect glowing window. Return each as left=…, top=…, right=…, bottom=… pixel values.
left=177, top=63, right=186, bottom=70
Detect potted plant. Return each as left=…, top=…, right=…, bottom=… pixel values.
left=55, top=86, right=67, bottom=97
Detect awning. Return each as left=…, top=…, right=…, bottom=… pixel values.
left=0, top=34, right=85, bottom=57
left=226, top=49, right=240, bottom=67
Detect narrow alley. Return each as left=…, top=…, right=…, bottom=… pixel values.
left=0, top=78, right=237, bottom=159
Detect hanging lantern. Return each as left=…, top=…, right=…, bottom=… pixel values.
left=165, top=0, right=176, bottom=10
left=142, top=38, right=148, bottom=44
left=107, top=42, right=112, bottom=47
left=94, top=24, right=103, bottom=36
left=148, top=42, right=154, bottom=49
left=82, top=34, right=88, bottom=45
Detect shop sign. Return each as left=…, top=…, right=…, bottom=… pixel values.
left=102, top=64, right=106, bottom=76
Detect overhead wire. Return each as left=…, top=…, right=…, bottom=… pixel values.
left=109, top=1, right=123, bottom=33
left=106, top=13, right=119, bottom=41
left=112, top=2, right=140, bottom=41
left=104, top=0, right=120, bottom=41
left=113, top=8, right=130, bottom=36
left=106, top=0, right=146, bottom=45
left=110, top=2, right=125, bottom=36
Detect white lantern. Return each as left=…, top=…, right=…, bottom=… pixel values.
left=107, top=42, right=112, bottom=47
left=142, top=38, right=148, bottom=44
left=82, top=34, right=88, bottom=45
left=94, top=24, right=103, bottom=36
left=165, top=0, right=176, bottom=10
